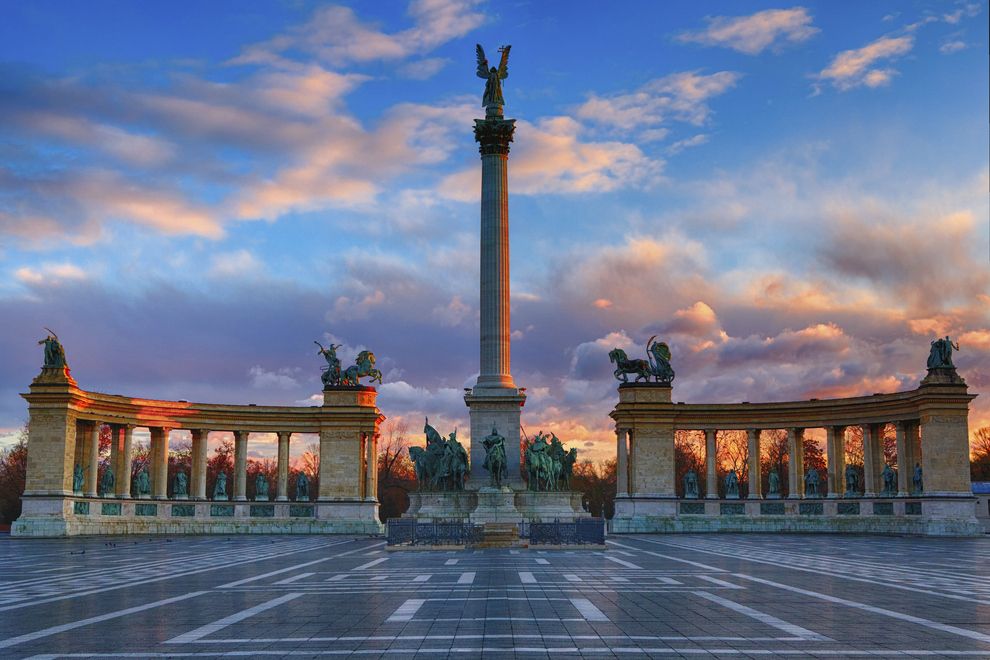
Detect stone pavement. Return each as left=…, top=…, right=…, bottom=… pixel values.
left=0, top=534, right=988, bottom=658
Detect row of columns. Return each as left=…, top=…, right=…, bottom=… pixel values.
left=615, top=421, right=921, bottom=498
left=77, top=423, right=380, bottom=501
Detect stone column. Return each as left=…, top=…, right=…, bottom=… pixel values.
left=907, top=422, right=922, bottom=491
left=149, top=427, right=169, bottom=499
left=191, top=430, right=209, bottom=500
left=863, top=424, right=882, bottom=497
left=365, top=432, right=377, bottom=501
left=233, top=431, right=249, bottom=501
left=276, top=432, right=290, bottom=502
left=109, top=426, right=120, bottom=495
left=826, top=425, right=845, bottom=497
left=894, top=421, right=909, bottom=496
left=616, top=428, right=629, bottom=497
left=787, top=428, right=804, bottom=499
left=704, top=429, right=717, bottom=499
left=118, top=426, right=133, bottom=497
left=747, top=429, right=762, bottom=499
left=85, top=422, right=101, bottom=497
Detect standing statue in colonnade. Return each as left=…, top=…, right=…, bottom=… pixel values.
left=724, top=469, right=740, bottom=499
left=213, top=472, right=228, bottom=500
left=72, top=464, right=84, bottom=493
left=844, top=464, right=860, bottom=497
left=805, top=467, right=820, bottom=497
left=99, top=466, right=115, bottom=497
left=881, top=464, right=896, bottom=496
left=296, top=472, right=310, bottom=501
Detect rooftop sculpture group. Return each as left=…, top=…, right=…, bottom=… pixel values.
left=316, top=341, right=383, bottom=387
left=525, top=432, right=578, bottom=492
left=409, top=418, right=469, bottom=491
left=609, top=337, right=675, bottom=385
left=38, top=328, right=67, bottom=368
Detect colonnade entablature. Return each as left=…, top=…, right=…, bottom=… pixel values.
left=13, top=365, right=385, bottom=537
left=610, top=375, right=980, bottom=537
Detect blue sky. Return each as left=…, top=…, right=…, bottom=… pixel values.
left=1, top=1, right=987, bottom=460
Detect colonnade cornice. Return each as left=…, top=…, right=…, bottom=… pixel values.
left=611, top=384, right=975, bottom=431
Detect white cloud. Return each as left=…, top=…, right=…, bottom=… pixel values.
left=577, top=71, right=740, bottom=134
left=231, top=0, right=484, bottom=68
left=15, top=263, right=88, bottom=287
left=677, top=7, right=819, bottom=55
left=667, top=134, right=709, bottom=155
left=817, top=35, right=914, bottom=91
left=399, top=57, right=449, bottom=79
left=249, top=365, right=300, bottom=390
left=940, top=40, right=967, bottom=53
left=209, top=250, right=264, bottom=278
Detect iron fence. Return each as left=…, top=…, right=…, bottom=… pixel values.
left=529, top=517, right=605, bottom=546
left=386, top=518, right=483, bottom=546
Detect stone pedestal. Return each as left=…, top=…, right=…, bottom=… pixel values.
left=465, top=387, right=525, bottom=490
left=470, top=486, right=520, bottom=522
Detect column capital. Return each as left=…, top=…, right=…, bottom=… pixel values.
left=474, top=117, right=516, bottom=156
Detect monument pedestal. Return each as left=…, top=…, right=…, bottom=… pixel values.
left=465, top=387, right=526, bottom=490
left=470, top=486, right=520, bottom=523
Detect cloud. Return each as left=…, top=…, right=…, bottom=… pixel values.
left=399, top=57, right=449, bottom=80
left=667, top=134, right=709, bottom=155
left=817, top=35, right=914, bottom=91
left=940, top=40, right=966, bottom=53
left=209, top=250, right=264, bottom=279
left=231, top=0, right=484, bottom=68
left=677, top=7, right=819, bottom=55
left=248, top=365, right=300, bottom=390
left=439, top=116, right=663, bottom=200
left=577, top=71, right=740, bottom=135
left=14, top=263, right=88, bottom=287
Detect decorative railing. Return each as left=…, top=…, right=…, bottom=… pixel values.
left=528, top=518, right=606, bottom=546
left=386, top=518, right=483, bottom=546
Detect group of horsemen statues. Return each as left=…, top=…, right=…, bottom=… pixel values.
left=44, top=330, right=956, bottom=498
left=409, top=419, right=579, bottom=493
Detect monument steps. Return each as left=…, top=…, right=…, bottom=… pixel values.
left=473, top=522, right=525, bottom=549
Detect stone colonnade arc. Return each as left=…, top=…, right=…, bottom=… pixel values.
left=13, top=366, right=384, bottom=537
left=611, top=380, right=978, bottom=536
left=615, top=421, right=921, bottom=500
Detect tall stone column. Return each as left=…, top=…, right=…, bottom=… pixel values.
left=84, top=423, right=101, bottom=497
left=109, top=425, right=120, bottom=494
left=191, top=429, right=209, bottom=500
left=276, top=432, right=290, bottom=501
left=787, top=428, right=804, bottom=499
left=704, top=429, right=717, bottom=499
left=149, top=427, right=169, bottom=499
left=616, top=428, right=629, bottom=497
left=365, top=432, right=377, bottom=501
left=747, top=429, right=762, bottom=499
left=826, top=425, right=845, bottom=497
left=894, top=421, right=909, bottom=496
left=465, top=109, right=526, bottom=489
left=233, top=431, right=249, bottom=501
left=863, top=424, right=882, bottom=497
left=118, top=425, right=133, bottom=497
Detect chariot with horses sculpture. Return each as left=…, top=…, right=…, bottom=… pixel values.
left=609, top=335, right=675, bottom=385
left=316, top=340, right=383, bottom=387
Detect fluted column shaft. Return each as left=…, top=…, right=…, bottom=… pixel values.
left=191, top=430, right=209, bottom=500
left=233, top=431, right=249, bottom=501
left=787, top=428, right=804, bottom=499
left=149, top=427, right=169, bottom=499
left=616, top=428, right=629, bottom=497
left=85, top=423, right=101, bottom=497
left=276, top=432, right=290, bottom=501
left=894, top=422, right=909, bottom=496
left=863, top=424, right=882, bottom=497
left=704, top=429, right=717, bottom=499
left=118, top=426, right=133, bottom=497
left=747, top=429, right=762, bottom=499
left=826, top=425, right=845, bottom=497
left=474, top=116, right=516, bottom=390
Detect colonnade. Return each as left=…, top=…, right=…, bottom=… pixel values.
left=615, top=420, right=924, bottom=499
left=73, top=422, right=379, bottom=502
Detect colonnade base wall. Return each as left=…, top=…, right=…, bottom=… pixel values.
left=13, top=367, right=384, bottom=537
left=610, top=377, right=980, bottom=537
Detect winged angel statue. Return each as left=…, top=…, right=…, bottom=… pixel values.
left=476, top=44, right=511, bottom=113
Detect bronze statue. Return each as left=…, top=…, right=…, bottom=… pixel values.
left=805, top=467, right=820, bottom=497
left=174, top=471, right=188, bottom=497
left=912, top=463, right=923, bottom=494
left=315, top=341, right=342, bottom=387
left=296, top=472, right=310, bottom=501
left=767, top=468, right=781, bottom=498
left=72, top=464, right=84, bottom=493
left=609, top=348, right=652, bottom=383
left=683, top=468, right=699, bottom=499
left=38, top=327, right=67, bottom=368
left=213, top=471, right=228, bottom=500
left=341, top=350, right=383, bottom=386
left=255, top=473, right=269, bottom=501
left=881, top=464, right=896, bottom=496
left=927, top=336, right=960, bottom=369
left=482, top=426, right=507, bottom=488
left=410, top=418, right=468, bottom=491
left=646, top=337, right=676, bottom=385
left=844, top=464, right=860, bottom=497
left=135, top=468, right=151, bottom=497
left=476, top=44, right=510, bottom=114
left=524, top=431, right=577, bottom=492
left=725, top=469, right=740, bottom=499
left=99, top=465, right=115, bottom=497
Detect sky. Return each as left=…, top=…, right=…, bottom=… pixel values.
left=0, top=0, right=988, bottom=462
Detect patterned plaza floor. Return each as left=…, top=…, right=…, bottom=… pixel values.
left=0, top=533, right=988, bottom=658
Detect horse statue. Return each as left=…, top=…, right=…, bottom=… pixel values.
left=525, top=432, right=552, bottom=491
left=646, top=336, right=675, bottom=385
left=608, top=348, right=651, bottom=383
left=560, top=448, right=578, bottom=489
left=482, top=426, right=507, bottom=488
left=341, top=350, right=383, bottom=386
left=409, top=446, right=432, bottom=490
left=411, top=419, right=467, bottom=491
